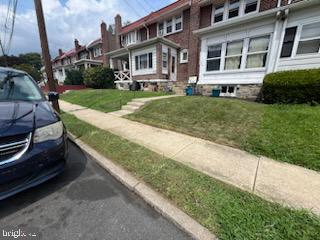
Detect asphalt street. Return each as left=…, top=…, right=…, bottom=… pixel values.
left=0, top=140, right=191, bottom=240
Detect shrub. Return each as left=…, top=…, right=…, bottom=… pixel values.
left=261, top=68, right=320, bottom=104
left=83, top=66, right=115, bottom=89
left=65, top=69, right=84, bottom=85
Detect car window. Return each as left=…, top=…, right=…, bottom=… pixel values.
left=0, top=72, right=43, bottom=101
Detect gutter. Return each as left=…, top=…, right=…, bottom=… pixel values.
left=193, top=0, right=319, bottom=36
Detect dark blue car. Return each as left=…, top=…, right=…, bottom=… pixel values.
left=0, top=67, right=68, bottom=199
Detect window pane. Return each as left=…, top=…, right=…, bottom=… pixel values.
left=175, top=16, right=182, bottom=31
left=245, top=0, right=257, bottom=14
left=140, top=54, right=148, bottom=69
left=149, top=53, right=153, bottom=68
left=226, top=41, right=243, bottom=56
left=228, top=86, right=235, bottom=93
left=281, top=27, right=297, bottom=58
left=221, top=86, right=227, bottom=93
left=300, top=22, right=320, bottom=40
left=167, top=20, right=172, bottom=33
left=225, top=56, right=241, bottom=70
left=207, top=59, right=221, bottom=71
left=246, top=53, right=267, bottom=68
left=135, top=56, right=139, bottom=70
left=228, top=9, right=239, bottom=18
left=297, top=39, right=320, bottom=54
left=214, top=14, right=223, bottom=23
left=248, top=36, right=269, bottom=52
left=207, top=45, right=222, bottom=58
left=228, top=0, right=239, bottom=18
left=162, top=53, right=168, bottom=68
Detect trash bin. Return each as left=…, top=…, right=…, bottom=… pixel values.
left=185, top=86, right=193, bottom=96
left=212, top=88, right=221, bottom=97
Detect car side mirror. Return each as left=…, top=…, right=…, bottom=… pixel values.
left=48, top=92, right=59, bottom=102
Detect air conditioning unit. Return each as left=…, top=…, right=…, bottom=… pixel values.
left=159, top=29, right=164, bottom=36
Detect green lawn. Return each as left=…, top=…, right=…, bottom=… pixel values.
left=61, top=112, right=320, bottom=240
left=127, top=97, right=320, bottom=171
left=61, top=89, right=170, bottom=113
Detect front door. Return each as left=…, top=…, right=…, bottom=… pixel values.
left=170, top=51, right=177, bottom=81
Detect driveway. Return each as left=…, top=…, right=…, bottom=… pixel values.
left=0, top=140, right=191, bottom=240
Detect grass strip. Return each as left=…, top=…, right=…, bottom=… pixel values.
left=127, top=96, right=320, bottom=171
left=61, top=112, right=320, bottom=240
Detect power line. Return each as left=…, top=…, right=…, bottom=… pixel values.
left=140, top=0, right=156, bottom=11
left=123, top=0, right=142, bottom=18
left=136, top=0, right=151, bottom=14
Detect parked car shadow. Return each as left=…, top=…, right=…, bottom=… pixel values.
left=0, top=140, right=87, bottom=219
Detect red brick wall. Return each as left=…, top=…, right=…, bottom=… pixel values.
left=259, top=0, right=278, bottom=11
left=200, top=4, right=212, bottom=29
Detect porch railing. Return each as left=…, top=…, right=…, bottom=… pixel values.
left=114, top=70, right=132, bottom=83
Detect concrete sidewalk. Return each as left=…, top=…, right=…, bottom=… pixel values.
left=60, top=100, right=320, bottom=215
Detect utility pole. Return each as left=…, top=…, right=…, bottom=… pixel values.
left=34, top=0, right=60, bottom=112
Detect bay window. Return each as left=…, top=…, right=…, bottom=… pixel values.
left=206, top=35, right=270, bottom=72
left=246, top=36, right=269, bottom=68
left=297, top=22, right=320, bottom=55
left=225, top=41, right=243, bottom=70
left=207, top=44, right=222, bottom=71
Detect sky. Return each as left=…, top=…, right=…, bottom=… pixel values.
left=0, top=0, right=175, bottom=57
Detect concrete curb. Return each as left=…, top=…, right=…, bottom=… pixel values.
left=68, top=134, right=218, bottom=240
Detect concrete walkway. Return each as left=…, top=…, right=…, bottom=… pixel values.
left=60, top=100, right=320, bottom=215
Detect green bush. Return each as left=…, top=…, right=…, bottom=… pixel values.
left=83, top=66, right=115, bottom=89
left=262, top=69, right=320, bottom=104
left=13, top=63, right=41, bottom=82
left=65, top=69, right=84, bottom=85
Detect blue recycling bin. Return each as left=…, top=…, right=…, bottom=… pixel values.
left=212, top=89, right=221, bottom=97
left=185, top=86, right=193, bottom=96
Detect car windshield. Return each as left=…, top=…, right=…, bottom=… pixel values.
left=0, top=71, right=43, bottom=101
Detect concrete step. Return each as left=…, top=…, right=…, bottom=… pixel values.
left=109, top=109, right=134, bottom=117
left=122, top=105, right=141, bottom=111
left=127, top=101, right=145, bottom=107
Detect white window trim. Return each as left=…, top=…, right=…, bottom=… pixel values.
left=205, top=34, right=271, bottom=73
left=93, top=47, right=102, bottom=57
left=122, top=31, right=137, bottom=47
left=180, top=49, right=188, bottom=63
left=211, top=0, right=260, bottom=25
left=135, top=52, right=153, bottom=71
left=290, top=21, right=320, bottom=58
left=157, top=15, right=183, bottom=37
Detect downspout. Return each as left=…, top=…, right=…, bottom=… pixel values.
left=273, top=9, right=289, bottom=72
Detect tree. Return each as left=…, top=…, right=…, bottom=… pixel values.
left=0, top=52, right=42, bottom=70
left=13, top=63, right=42, bottom=82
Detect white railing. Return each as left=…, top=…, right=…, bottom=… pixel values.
left=114, top=70, right=132, bottom=83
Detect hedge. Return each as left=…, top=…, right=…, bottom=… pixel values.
left=261, top=68, right=320, bottom=104
left=83, top=66, right=115, bottom=89
left=65, top=69, right=84, bottom=85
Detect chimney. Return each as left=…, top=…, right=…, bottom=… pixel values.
left=101, top=21, right=110, bottom=66
left=74, top=38, right=80, bottom=50
left=115, top=14, right=122, bottom=49
left=58, top=49, right=63, bottom=56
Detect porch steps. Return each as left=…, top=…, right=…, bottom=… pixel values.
left=110, top=95, right=182, bottom=117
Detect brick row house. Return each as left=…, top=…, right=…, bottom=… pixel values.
left=50, top=22, right=115, bottom=84
left=105, top=0, right=320, bottom=98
